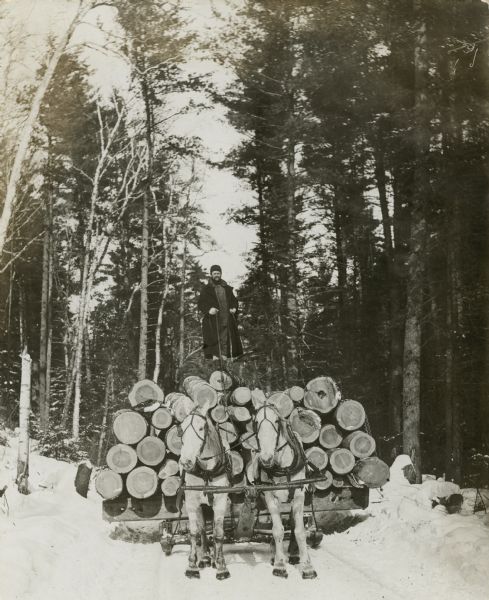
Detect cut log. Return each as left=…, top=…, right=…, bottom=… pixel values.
left=319, top=424, right=343, bottom=449
left=314, top=470, right=333, bottom=491
left=246, top=460, right=255, bottom=483
left=327, top=448, right=356, bottom=474
left=304, top=376, right=340, bottom=414
left=231, top=387, right=252, bottom=406
left=217, top=421, right=238, bottom=445
left=74, top=462, right=92, bottom=498
left=136, top=436, right=166, bottom=466
left=161, top=475, right=181, bottom=497
left=183, top=377, right=218, bottom=410
left=165, top=425, right=183, bottom=456
left=126, top=466, right=158, bottom=499
left=209, top=370, right=233, bottom=391
left=95, top=469, right=123, bottom=500
left=305, top=446, right=329, bottom=471
left=227, top=406, right=251, bottom=423
left=112, top=409, right=148, bottom=445
left=268, top=391, right=294, bottom=418
left=151, top=407, right=173, bottom=431
left=352, top=457, right=389, bottom=488
left=342, top=431, right=376, bottom=458
left=168, top=394, right=195, bottom=423
left=230, top=473, right=246, bottom=492
left=331, top=474, right=346, bottom=488
left=288, top=408, right=321, bottom=444
left=158, top=458, right=179, bottom=479
left=106, top=444, right=138, bottom=474
left=286, top=386, right=304, bottom=403
left=128, top=379, right=164, bottom=409
left=230, top=450, right=244, bottom=476
left=211, top=404, right=229, bottom=424
left=240, top=431, right=259, bottom=451
left=335, top=400, right=366, bottom=431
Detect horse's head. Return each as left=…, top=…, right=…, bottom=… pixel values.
left=253, top=399, right=283, bottom=469
left=179, top=409, right=208, bottom=472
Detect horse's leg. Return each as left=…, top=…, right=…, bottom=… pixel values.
left=265, top=492, right=288, bottom=578
left=213, top=493, right=230, bottom=580
left=292, top=489, right=317, bottom=579
left=185, top=494, right=201, bottom=579
left=288, top=508, right=300, bottom=565
left=198, top=506, right=212, bottom=568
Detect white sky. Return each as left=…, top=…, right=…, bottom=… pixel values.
left=2, top=0, right=255, bottom=286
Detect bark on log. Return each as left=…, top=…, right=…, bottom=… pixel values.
left=112, top=410, right=148, bottom=445
left=319, top=424, right=343, bottom=449
left=74, top=462, right=92, bottom=498
left=304, top=376, right=340, bottom=414
left=158, top=459, right=179, bottom=479
left=327, top=448, right=356, bottom=474
left=151, top=407, right=173, bottom=430
left=288, top=408, right=321, bottom=444
left=268, top=391, right=294, bottom=418
left=136, top=436, right=166, bottom=466
left=352, top=457, right=389, bottom=488
left=165, top=425, right=183, bottom=456
left=305, top=446, right=329, bottom=471
left=161, top=475, right=181, bottom=497
left=209, top=370, right=233, bottom=391
left=335, top=400, right=366, bottom=431
left=342, top=431, right=376, bottom=458
left=126, top=466, right=158, bottom=499
left=106, top=444, right=138, bottom=474
left=232, top=387, right=252, bottom=406
left=95, top=469, right=123, bottom=500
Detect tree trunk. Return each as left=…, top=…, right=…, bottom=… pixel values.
left=138, top=190, right=149, bottom=380
left=97, top=363, right=112, bottom=467
left=39, top=192, right=52, bottom=433
left=16, top=349, right=31, bottom=494
left=0, top=2, right=86, bottom=258
left=178, top=239, right=188, bottom=371
left=402, top=1, right=429, bottom=482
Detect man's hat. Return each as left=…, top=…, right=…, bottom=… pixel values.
left=210, top=264, right=222, bottom=273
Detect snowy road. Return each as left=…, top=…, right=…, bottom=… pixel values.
left=1, top=446, right=488, bottom=600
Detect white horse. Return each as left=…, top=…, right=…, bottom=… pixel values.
left=252, top=399, right=317, bottom=579
left=179, top=406, right=231, bottom=580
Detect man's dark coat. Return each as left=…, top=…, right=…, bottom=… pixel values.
left=197, top=279, right=243, bottom=359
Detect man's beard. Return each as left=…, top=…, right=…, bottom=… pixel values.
left=212, top=275, right=221, bottom=283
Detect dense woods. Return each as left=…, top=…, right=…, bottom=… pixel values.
left=0, top=0, right=488, bottom=486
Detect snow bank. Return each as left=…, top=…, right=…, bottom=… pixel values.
left=1, top=437, right=488, bottom=600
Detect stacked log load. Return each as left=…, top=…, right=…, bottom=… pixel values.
left=95, top=373, right=389, bottom=503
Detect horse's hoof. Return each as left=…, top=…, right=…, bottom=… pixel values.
left=211, top=561, right=216, bottom=569
left=185, top=569, right=200, bottom=579
left=216, top=569, right=230, bottom=580
left=302, top=569, right=317, bottom=580
left=270, top=557, right=274, bottom=566
left=289, top=555, right=300, bottom=565
left=273, top=567, right=288, bottom=578
left=307, top=530, right=323, bottom=549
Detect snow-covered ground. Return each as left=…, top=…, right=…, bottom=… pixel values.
left=1, top=432, right=488, bottom=600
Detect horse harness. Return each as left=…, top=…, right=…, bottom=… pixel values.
left=179, top=410, right=233, bottom=489
left=254, top=404, right=307, bottom=500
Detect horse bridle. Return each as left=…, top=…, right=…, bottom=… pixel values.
left=254, top=404, right=287, bottom=455
left=179, top=410, right=228, bottom=470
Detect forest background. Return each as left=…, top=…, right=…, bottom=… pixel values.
left=0, top=0, right=488, bottom=487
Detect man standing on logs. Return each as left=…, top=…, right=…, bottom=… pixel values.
left=198, top=265, right=243, bottom=361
